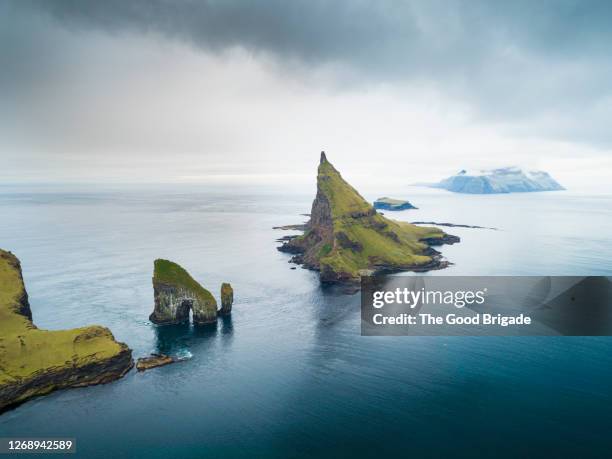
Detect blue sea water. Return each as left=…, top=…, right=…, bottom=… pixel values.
left=1, top=186, right=612, bottom=458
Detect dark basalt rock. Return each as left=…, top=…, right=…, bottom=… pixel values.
left=336, top=232, right=363, bottom=252
left=136, top=354, right=175, bottom=372
left=419, top=234, right=461, bottom=246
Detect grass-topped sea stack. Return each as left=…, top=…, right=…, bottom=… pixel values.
left=278, top=153, right=459, bottom=283
left=0, top=249, right=133, bottom=412
left=150, top=259, right=218, bottom=325
left=149, top=259, right=234, bottom=325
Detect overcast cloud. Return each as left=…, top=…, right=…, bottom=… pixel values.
left=1, top=0, right=612, bottom=190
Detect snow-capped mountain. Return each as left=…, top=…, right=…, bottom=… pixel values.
left=431, top=167, right=565, bottom=194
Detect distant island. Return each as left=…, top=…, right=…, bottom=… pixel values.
left=278, top=152, right=459, bottom=284
left=373, top=197, right=417, bottom=211
left=429, top=167, right=565, bottom=194
left=0, top=249, right=133, bottom=412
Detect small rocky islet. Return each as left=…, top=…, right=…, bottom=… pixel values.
left=373, top=197, right=417, bottom=211
left=136, top=354, right=176, bottom=372
left=278, top=152, right=459, bottom=283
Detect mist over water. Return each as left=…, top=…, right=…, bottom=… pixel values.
left=1, top=186, right=612, bottom=458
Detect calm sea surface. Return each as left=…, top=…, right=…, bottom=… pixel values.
left=1, top=186, right=612, bottom=458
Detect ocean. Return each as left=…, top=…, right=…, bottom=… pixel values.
left=1, top=185, right=612, bottom=458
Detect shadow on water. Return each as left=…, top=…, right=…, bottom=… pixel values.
left=312, top=282, right=361, bottom=329
left=153, top=319, right=233, bottom=356
left=218, top=315, right=234, bottom=346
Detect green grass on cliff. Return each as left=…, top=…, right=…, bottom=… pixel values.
left=154, top=259, right=216, bottom=307
left=315, top=158, right=445, bottom=279
left=0, top=250, right=125, bottom=387
left=317, top=159, right=372, bottom=217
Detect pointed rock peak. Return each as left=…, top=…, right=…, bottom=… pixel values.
left=320, top=151, right=327, bottom=164
left=315, top=153, right=373, bottom=218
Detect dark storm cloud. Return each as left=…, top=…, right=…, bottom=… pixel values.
left=7, top=1, right=612, bottom=128
left=17, top=0, right=612, bottom=73
left=3, top=0, right=612, bottom=146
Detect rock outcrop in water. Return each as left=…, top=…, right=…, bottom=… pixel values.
left=373, top=197, right=417, bottom=211
left=136, top=354, right=175, bottom=372
left=430, top=167, right=565, bottom=194
left=149, top=259, right=218, bottom=325
left=219, top=283, right=233, bottom=315
left=278, top=153, right=459, bottom=284
left=0, top=249, right=133, bottom=413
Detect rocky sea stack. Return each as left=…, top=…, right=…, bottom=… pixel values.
left=150, top=259, right=217, bottom=325
left=136, top=354, right=175, bottom=372
left=0, top=249, right=133, bottom=413
left=149, top=259, right=233, bottom=325
left=219, top=283, right=234, bottom=315
left=278, top=153, right=459, bottom=283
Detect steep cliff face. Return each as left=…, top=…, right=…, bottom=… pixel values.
left=149, top=259, right=218, bottom=325
left=219, top=283, right=234, bottom=315
left=0, top=249, right=133, bottom=413
left=279, top=153, right=459, bottom=283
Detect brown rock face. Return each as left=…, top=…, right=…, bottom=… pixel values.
left=219, top=283, right=234, bottom=315
left=136, top=354, right=175, bottom=372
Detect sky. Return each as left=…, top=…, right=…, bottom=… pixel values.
left=2, top=0, right=612, bottom=191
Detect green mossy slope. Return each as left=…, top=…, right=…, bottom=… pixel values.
left=154, top=259, right=216, bottom=307
left=150, top=259, right=217, bottom=324
left=279, top=153, right=458, bottom=282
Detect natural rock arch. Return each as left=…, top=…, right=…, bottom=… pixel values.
left=149, top=259, right=233, bottom=325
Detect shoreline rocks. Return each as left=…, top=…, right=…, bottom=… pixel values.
left=136, top=354, right=175, bottom=372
